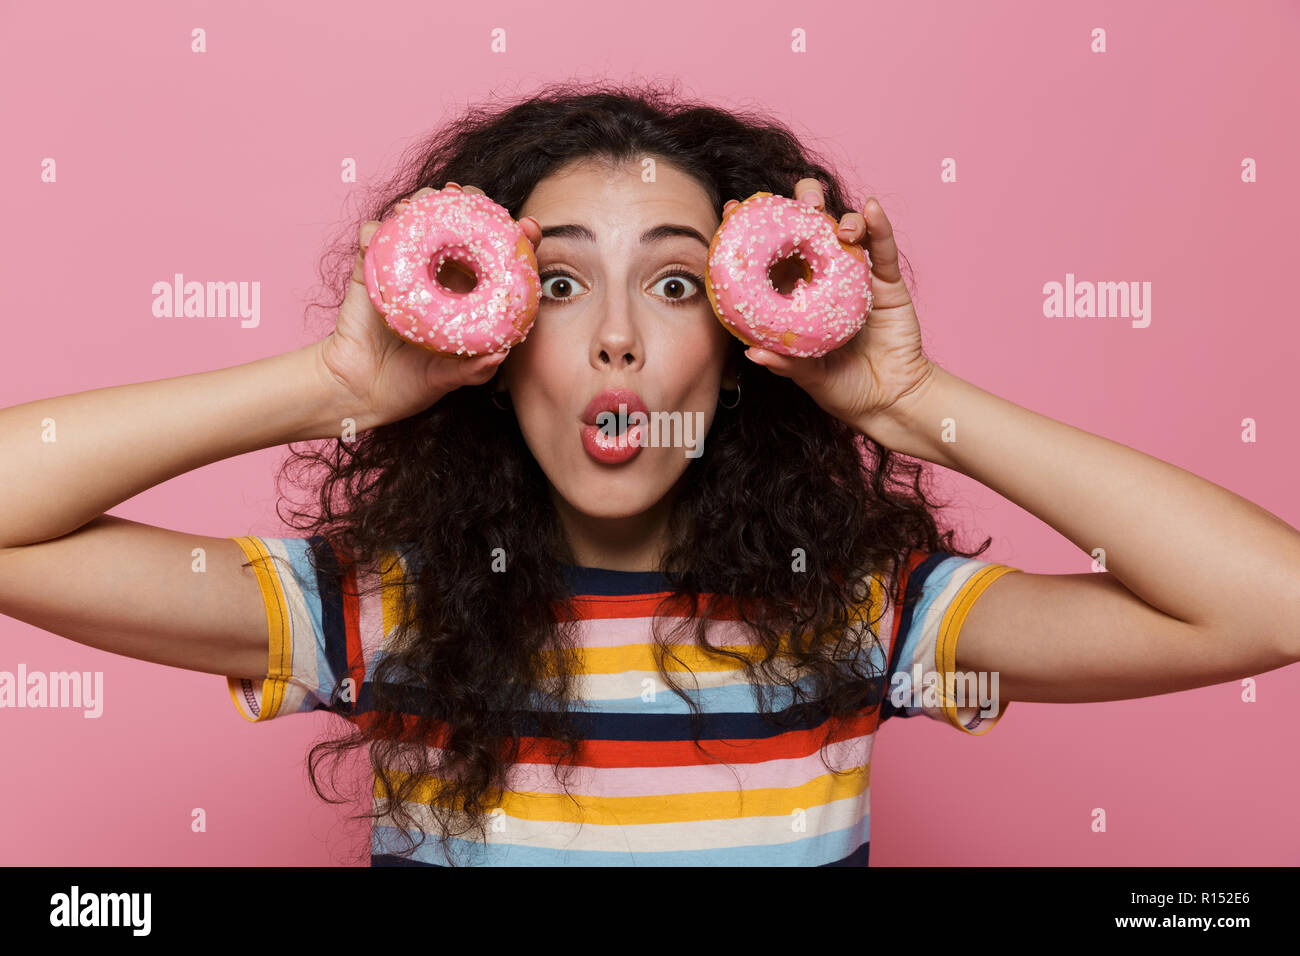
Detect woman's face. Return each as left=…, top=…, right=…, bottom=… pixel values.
left=499, top=157, right=736, bottom=546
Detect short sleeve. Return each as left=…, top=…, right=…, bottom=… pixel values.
left=226, top=535, right=357, bottom=722
left=879, top=551, right=1022, bottom=735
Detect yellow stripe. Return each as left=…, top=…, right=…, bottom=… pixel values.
left=379, top=763, right=870, bottom=825
left=227, top=535, right=292, bottom=722
left=935, top=564, right=1021, bottom=734
left=537, top=642, right=795, bottom=674
left=380, top=550, right=411, bottom=638
left=226, top=677, right=255, bottom=722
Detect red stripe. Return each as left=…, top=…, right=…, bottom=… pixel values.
left=869, top=550, right=927, bottom=733
left=329, top=538, right=366, bottom=716
left=354, top=708, right=876, bottom=769
left=552, top=591, right=761, bottom=622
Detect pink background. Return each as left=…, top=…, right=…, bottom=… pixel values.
left=2, top=0, right=1299, bottom=866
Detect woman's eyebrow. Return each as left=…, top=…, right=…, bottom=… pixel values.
left=538, top=223, right=710, bottom=248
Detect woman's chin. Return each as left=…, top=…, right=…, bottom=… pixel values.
left=553, top=477, right=672, bottom=522
left=575, top=493, right=663, bottom=521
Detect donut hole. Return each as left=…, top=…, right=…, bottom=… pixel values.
left=768, top=252, right=814, bottom=295
left=432, top=257, right=478, bottom=294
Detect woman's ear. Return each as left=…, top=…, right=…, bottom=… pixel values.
left=722, top=353, right=741, bottom=391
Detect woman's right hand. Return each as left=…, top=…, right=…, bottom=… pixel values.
left=316, top=183, right=542, bottom=430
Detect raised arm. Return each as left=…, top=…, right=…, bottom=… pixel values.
left=0, top=341, right=361, bottom=678
left=0, top=342, right=349, bottom=551
left=872, top=362, right=1300, bottom=703
left=0, top=184, right=529, bottom=680
left=739, top=179, right=1300, bottom=705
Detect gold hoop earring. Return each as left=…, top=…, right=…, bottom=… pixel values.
left=491, top=390, right=511, bottom=411
left=719, top=380, right=741, bottom=410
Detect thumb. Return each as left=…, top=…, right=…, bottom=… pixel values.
left=744, top=347, right=831, bottom=397
left=347, top=221, right=384, bottom=316
left=414, top=349, right=507, bottom=402
left=452, top=350, right=508, bottom=386
left=744, top=347, right=803, bottom=379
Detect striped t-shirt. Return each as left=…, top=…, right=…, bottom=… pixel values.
left=227, top=535, right=1020, bottom=866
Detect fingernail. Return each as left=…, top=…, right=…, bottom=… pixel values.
left=799, top=192, right=818, bottom=205
left=445, top=181, right=461, bottom=189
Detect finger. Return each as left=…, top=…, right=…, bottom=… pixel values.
left=456, top=350, right=509, bottom=384
left=835, top=211, right=866, bottom=243
left=458, top=184, right=487, bottom=197
left=744, top=348, right=788, bottom=374
left=518, top=214, right=542, bottom=247
left=793, top=177, right=825, bottom=209
left=396, top=186, right=439, bottom=209
left=862, top=197, right=902, bottom=284
left=722, top=198, right=740, bottom=218
left=743, top=348, right=824, bottom=392
left=351, top=220, right=383, bottom=286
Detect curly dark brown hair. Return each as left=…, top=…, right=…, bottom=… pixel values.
left=250, top=77, right=992, bottom=866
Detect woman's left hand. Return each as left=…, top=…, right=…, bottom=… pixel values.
left=725, top=179, right=938, bottom=442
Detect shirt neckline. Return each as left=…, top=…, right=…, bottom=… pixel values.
left=557, top=561, right=672, bottom=596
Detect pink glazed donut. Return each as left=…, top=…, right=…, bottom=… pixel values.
left=705, top=191, right=874, bottom=357
left=362, top=189, right=541, bottom=356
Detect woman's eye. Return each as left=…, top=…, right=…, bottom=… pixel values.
left=537, top=270, right=704, bottom=305
left=539, top=272, right=588, bottom=301
left=651, top=272, right=703, bottom=303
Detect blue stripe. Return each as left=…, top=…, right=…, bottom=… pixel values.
left=880, top=552, right=951, bottom=724
left=558, top=562, right=672, bottom=596
left=355, top=683, right=881, bottom=739
left=263, top=536, right=334, bottom=715
left=576, top=678, right=814, bottom=715
left=281, top=537, right=330, bottom=672
left=307, top=535, right=352, bottom=715
left=370, top=820, right=869, bottom=866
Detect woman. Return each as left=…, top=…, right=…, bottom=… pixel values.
left=2, top=80, right=1297, bottom=867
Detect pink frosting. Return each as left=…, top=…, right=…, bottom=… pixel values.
left=707, top=193, right=873, bottom=357
left=363, top=190, right=540, bottom=355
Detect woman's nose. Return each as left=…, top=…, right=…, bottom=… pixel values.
left=592, top=290, right=641, bottom=369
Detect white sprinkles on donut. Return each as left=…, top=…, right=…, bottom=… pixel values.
left=705, top=191, right=874, bottom=358
left=363, top=190, right=540, bottom=356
